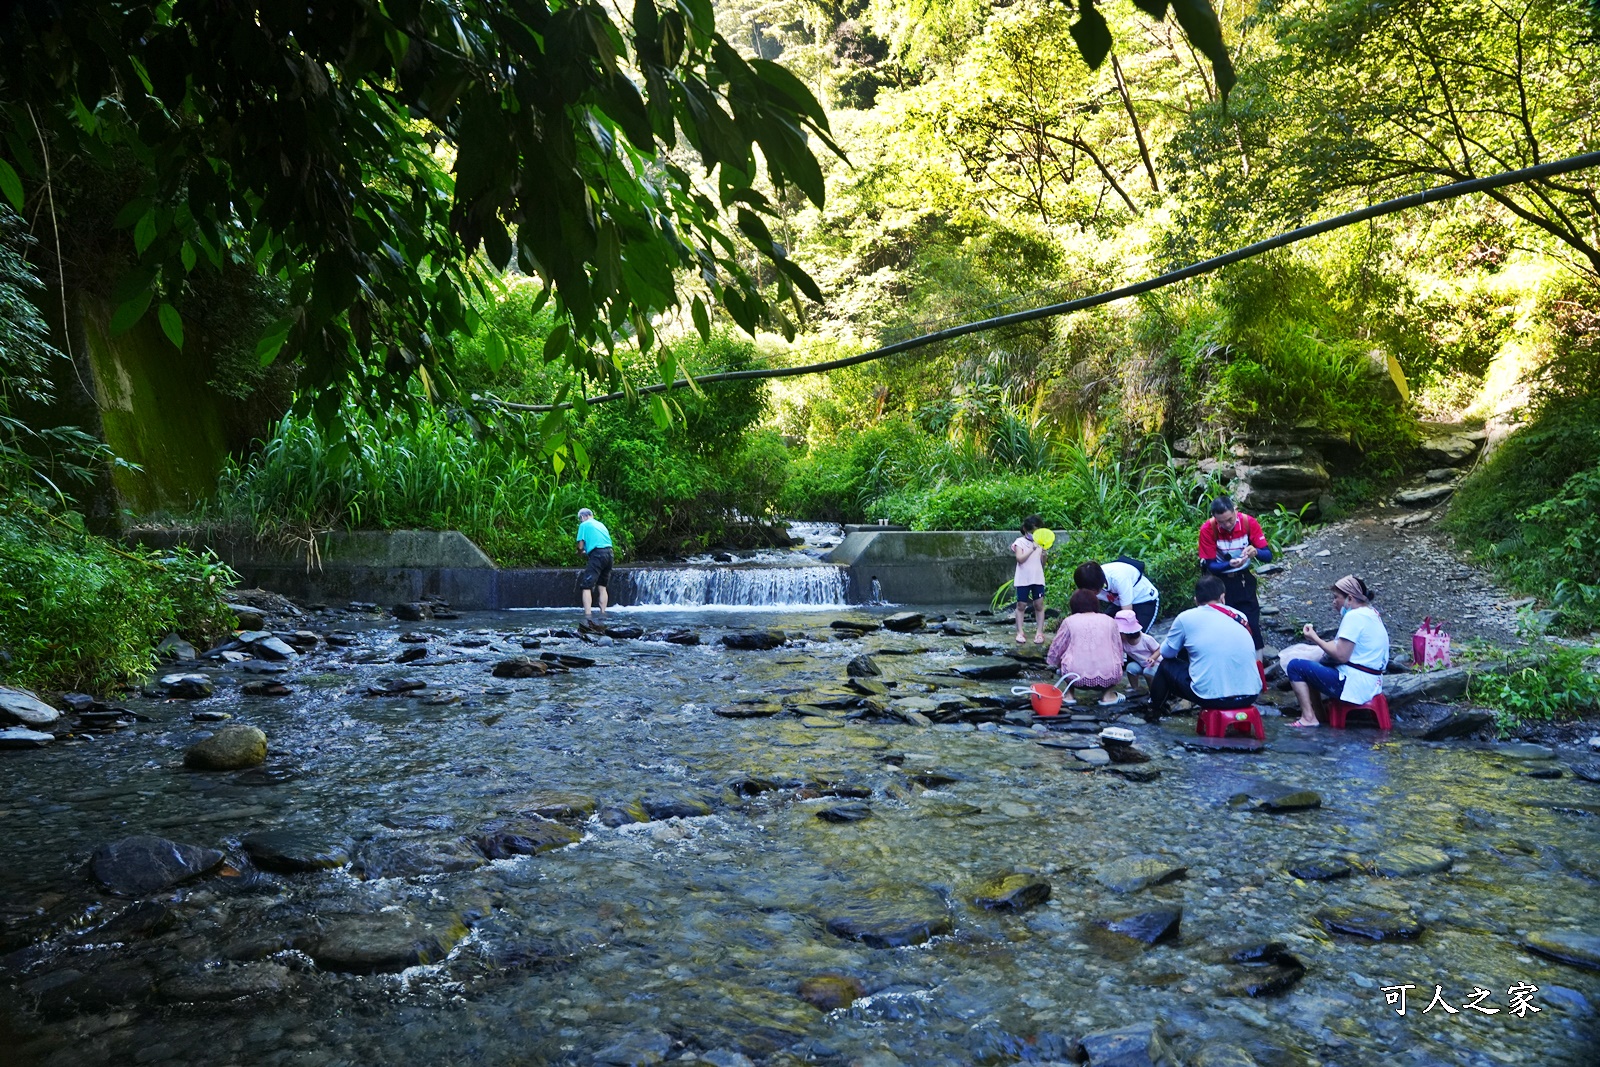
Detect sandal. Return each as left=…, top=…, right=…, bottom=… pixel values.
left=1288, top=719, right=1320, bottom=728
left=1098, top=692, right=1126, bottom=706
left=1034, top=634, right=1046, bottom=644
left=1015, top=634, right=1027, bottom=644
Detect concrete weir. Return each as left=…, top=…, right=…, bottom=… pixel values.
left=825, top=529, right=1016, bottom=605
left=132, top=527, right=1017, bottom=608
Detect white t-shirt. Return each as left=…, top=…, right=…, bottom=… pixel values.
left=1335, top=606, right=1390, bottom=705
left=1012, top=537, right=1046, bottom=587
left=1101, top=560, right=1158, bottom=607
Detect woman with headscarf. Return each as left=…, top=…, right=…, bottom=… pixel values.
left=1283, top=575, right=1390, bottom=728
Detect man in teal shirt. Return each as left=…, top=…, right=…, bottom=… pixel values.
left=575, top=507, right=615, bottom=628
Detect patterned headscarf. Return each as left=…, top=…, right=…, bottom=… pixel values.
left=1332, top=575, right=1372, bottom=603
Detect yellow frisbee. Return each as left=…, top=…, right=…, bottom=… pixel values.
left=1033, top=527, right=1056, bottom=549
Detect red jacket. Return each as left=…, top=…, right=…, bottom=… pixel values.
left=1198, top=513, right=1271, bottom=573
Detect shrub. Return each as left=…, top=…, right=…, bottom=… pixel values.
left=1467, top=640, right=1600, bottom=732
left=0, top=499, right=236, bottom=692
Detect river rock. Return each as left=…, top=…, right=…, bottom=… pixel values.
left=1077, top=1021, right=1173, bottom=1067
left=1317, top=906, right=1424, bottom=941
left=1499, top=742, right=1556, bottom=760
left=393, top=602, right=426, bottom=621
left=1419, top=708, right=1496, bottom=740
left=0, top=686, right=62, bottom=728
left=798, top=974, right=865, bottom=1011
left=973, top=872, right=1051, bottom=911
left=246, top=635, right=299, bottom=660
left=240, top=680, right=292, bottom=697
left=593, top=1030, right=673, bottom=1066
left=1416, top=433, right=1480, bottom=465
left=1193, top=1046, right=1260, bottom=1067
left=1257, top=789, right=1322, bottom=813
left=1111, top=766, right=1162, bottom=783
left=1384, top=666, right=1469, bottom=705
left=1394, top=483, right=1455, bottom=507
left=1288, top=858, right=1351, bottom=881
left=476, top=820, right=582, bottom=859
left=227, top=603, right=266, bottom=630
left=882, top=612, right=925, bottom=633
left=846, top=677, right=888, bottom=696
left=0, top=726, right=55, bottom=748
left=816, top=803, right=872, bottom=823
left=1094, top=855, right=1187, bottom=894
left=1076, top=748, right=1112, bottom=766
left=722, top=630, right=786, bottom=650
left=522, top=792, right=598, bottom=819
left=395, top=646, right=428, bottom=663
left=158, top=673, right=213, bottom=699
left=599, top=802, right=648, bottom=827
left=184, top=725, right=268, bottom=770
left=846, top=654, right=882, bottom=677
left=641, top=796, right=713, bottom=820
left=91, top=835, right=225, bottom=895
left=951, top=659, right=1022, bottom=681
left=1523, top=930, right=1600, bottom=971
left=1097, top=909, right=1181, bottom=945
left=26, top=960, right=157, bottom=1014
left=241, top=830, right=350, bottom=872
left=830, top=619, right=880, bottom=633
left=354, top=838, right=486, bottom=879
left=1227, top=942, right=1307, bottom=997
left=304, top=913, right=467, bottom=973
left=1181, top=736, right=1264, bottom=754
left=712, top=703, right=782, bottom=718
left=1371, top=844, right=1452, bottom=877
left=825, top=889, right=953, bottom=948
left=156, top=633, right=198, bottom=661
left=940, top=621, right=982, bottom=636
left=647, top=629, right=701, bottom=645
left=73, top=900, right=174, bottom=942
left=160, top=961, right=296, bottom=1002
left=492, top=656, right=549, bottom=678
left=604, top=624, right=644, bottom=639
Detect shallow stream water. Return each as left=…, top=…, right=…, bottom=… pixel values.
left=2, top=605, right=1597, bottom=1066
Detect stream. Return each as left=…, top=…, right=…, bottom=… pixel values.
left=2, top=603, right=1597, bottom=1067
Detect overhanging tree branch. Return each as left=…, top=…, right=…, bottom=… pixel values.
left=484, top=152, right=1600, bottom=414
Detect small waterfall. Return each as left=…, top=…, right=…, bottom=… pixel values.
left=629, top=565, right=853, bottom=607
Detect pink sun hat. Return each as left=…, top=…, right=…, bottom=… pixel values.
left=1114, top=609, right=1143, bottom=634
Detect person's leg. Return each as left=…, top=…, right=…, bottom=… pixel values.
left=1149, top=657, right=1196, bottom=716
left=597, top=584, right=608, bottom=619
left=1033, top=594, right=1047, bottom=643
left=581, top=587, right=594, bottom=620
left=1133, top=598, right=1158, bottom=631
left=1015, top=595, right=1027, bottom=643
left=1285, top=659, right=1339, bottom=726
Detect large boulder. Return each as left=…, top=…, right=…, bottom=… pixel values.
left=184, top=725, right=268, bottom=770
left=91, top=835, right=225, bottom=895
left=1416, top=433, right=1481, bottom=466
left=0, top=686, right=62, bottom=727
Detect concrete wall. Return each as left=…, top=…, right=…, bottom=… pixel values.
left=825, top=530, right=1017, bottom=605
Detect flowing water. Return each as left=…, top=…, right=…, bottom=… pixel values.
left=2, top=605, right=1597, bottom=1067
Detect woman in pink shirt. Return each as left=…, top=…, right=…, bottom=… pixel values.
left=1046, top=589, right=1127, bottom=704
left=1011, top=514, right=1048, bottom=644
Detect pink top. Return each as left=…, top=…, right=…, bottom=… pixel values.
left=1045, top=612, right=1125, bottom=687
left=1011, top=536, right=1046, bottom=587
left=1121, top=631, right=1161, bottom=668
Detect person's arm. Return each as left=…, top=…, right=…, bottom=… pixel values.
left=1159, top=617, right=1185, bottom=659
left=1301, top=623, right=1356, bottom=663
left=1245, top=515, right=1272, bottom=563
left=1012, top=539, right=1036, bottom=564
left=1045, top=620, right=1071, bottom=670
left=1197, top=520, right=1234, bottom=573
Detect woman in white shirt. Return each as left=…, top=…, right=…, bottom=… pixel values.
left=1283, top=575, right=1390, bottom=728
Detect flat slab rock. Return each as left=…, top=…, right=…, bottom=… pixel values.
left=1317, top=906, right=1425, bottom=941
left=0, top=726, right=55, bottom=748
left=475, top=820, right=582, bottom=859
left=825, top=887, right=952, bottom=948
left=303, top=913, right=467, bottom=974
left=1094, top=855, right=1187, bottom=894
left=241, top=830, right=350, bottom=873
left=1096, top=908, right=1182, bottom=946
left=1370, top=844, right=1453, bottom=877
left=91, top=835, right=225, bottom=896
left=1077, top=1022, right=1173, bottom=1067
left=1288, top=857, right=1352, bottom=881
left=0, top=685, right=62, bottom=726
left=1522, top=930, right=1600, bottom=972
left=973, top=872, right=1051, bottom=912
left=1182, top=736, right=1265, bottom=754
left=950, top=659, right=1022, bottom=681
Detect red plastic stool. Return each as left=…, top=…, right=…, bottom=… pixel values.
left=1327, top=693, right=1392, bottom=730
left=1196, top=705, right=1265, bottom=741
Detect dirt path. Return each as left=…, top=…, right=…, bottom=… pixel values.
left=1253, top=504, right=1528, bottom=660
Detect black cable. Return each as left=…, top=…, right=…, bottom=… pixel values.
left=485, top=152, right=1600, bottom=414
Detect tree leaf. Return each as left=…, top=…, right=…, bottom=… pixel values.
left=1131, top=0, right=1170, bottom=18
left=0, top=158, right=24, bottom=211
left=1169, top=0, right=1236, bottom=98
left=157, top=302, right=184, bottom=349
left=180, top=241, right=197, bottom=272
left=1069, top=5, right=1113, bottom=70
left=691, top=294, right=710, bottom=338
left=109, top=287, right=153, bottom=336
left=133, top=210, right=157, bottom=254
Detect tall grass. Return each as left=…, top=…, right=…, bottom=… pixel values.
left=203, top=407, right=579, bottom=565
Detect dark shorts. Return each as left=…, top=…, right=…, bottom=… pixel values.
left=1016, top=584, right=1045, bottom=604
left=1286, top=658, right=1345, bottom=699
left=579, top=547, right=613, bottom=590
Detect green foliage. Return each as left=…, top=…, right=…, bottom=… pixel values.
left=0, top=498, right=236, bottom=693
left=1467, top=641, right=1600, bottom=731
left=1447, top=394, right=1600, bottom=631
left=1, top=0, right=837, bottom=429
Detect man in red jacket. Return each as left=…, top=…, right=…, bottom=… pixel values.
left=1197, top=495, right=1273, bottom=660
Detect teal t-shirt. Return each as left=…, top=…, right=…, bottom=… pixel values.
left=576, top=518, right=612, bottom=552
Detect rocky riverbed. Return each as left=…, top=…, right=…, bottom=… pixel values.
left=1, top=600, right=1597, bottom=1067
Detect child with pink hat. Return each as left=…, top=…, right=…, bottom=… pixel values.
left=1116, top=608, right=1161, bottom=695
